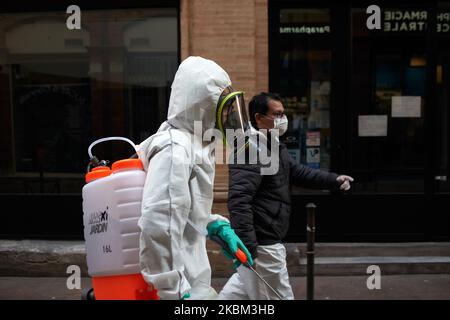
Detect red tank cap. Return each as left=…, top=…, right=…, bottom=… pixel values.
left=85, top=166, right=111, bottom=183
left=112, top=159, right=144, bottom=172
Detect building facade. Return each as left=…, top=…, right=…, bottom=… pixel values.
left=1, top=0, right=449, bottom=242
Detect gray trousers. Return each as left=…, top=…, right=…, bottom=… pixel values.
left=218, top=243, right=294, bottom=300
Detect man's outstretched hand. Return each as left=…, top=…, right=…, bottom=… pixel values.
left=336, top=175, right=354, bottom=191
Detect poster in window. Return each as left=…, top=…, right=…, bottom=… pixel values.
left=358, top=115, right=388, bottom=137
left=306, top=147, right=320, bottom=168
left=306, top=131, right=320, bottom=146
left=391, top=96, right=421, bottom=118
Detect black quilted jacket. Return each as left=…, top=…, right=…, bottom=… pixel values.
left=228, top=142, right=340, bottom=258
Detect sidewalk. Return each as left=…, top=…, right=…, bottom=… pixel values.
left=2, top=240, right=450, bottom=277
left=1, top=275, right=450, bottom=300
left=2, top=240, right=450, bottom=300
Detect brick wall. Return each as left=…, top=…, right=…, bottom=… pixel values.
left=181, top=0, right=268, bottom=97
left=180, top=0, right=269, bottom=215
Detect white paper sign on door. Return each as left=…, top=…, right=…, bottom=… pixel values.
left=358, top=115, right=388, bottom=137
left=391, top=96, right=421, bottom=118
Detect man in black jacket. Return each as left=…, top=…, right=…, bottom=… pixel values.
left=218, top=92, right=353, bottom=300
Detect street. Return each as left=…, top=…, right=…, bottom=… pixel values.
left=1, top=275, right=450, bottom=300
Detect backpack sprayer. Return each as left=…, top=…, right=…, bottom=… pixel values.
left=82, top=137, right=158, bottom=300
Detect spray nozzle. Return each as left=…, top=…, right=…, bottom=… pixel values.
left=87, top=156, right=110, bottom=173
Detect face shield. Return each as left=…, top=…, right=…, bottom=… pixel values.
left=216, top=90, right=250, bottom=143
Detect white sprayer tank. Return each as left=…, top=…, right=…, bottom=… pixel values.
left=81, top=137, right=158, bottom=300
left=82, top=137, right=146, bottom=278
left=82, top=159, right=145, bottom=276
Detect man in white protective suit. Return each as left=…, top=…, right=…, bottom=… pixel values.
left=137, top=56, right=254, bottom=300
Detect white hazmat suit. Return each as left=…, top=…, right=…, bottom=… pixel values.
left=137, top=56, right=231, bottom=300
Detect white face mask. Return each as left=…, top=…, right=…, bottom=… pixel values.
left=273, top=115, right=288, bottom=136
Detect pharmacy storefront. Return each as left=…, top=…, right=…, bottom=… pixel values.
left=1, top=0, right=450, bottom=243
left=270, top=0, right=450, bottom=242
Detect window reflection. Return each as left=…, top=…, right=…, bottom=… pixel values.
left=278, top=9, right=332, bottom=173
left=0, top=8, right=179, bottom=194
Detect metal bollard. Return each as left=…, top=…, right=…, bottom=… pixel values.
left=306, top=203, right=316, bottom=300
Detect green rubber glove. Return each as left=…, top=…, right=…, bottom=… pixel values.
left=180, top=292, right=191, bottom=300
left=207, top=220, right=254, bottom=268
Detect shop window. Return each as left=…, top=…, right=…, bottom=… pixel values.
left=351, top=7, right=428, bottom=193
left=277, top=8, right=332, bottom=173
left=0, top=7, right=179, bottom=194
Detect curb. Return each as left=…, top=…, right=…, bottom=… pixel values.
left=1, top=240, right=450, bottom=277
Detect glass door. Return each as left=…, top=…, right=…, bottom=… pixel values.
left=435, top=2, right=450, bottom=193
left=351, top=5, right=429, bottom=194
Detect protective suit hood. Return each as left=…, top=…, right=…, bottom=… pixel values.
left=164, top=56, right=232, bottom=134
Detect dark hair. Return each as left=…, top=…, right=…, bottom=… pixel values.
left=248, top=92, right=282, bottom=129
